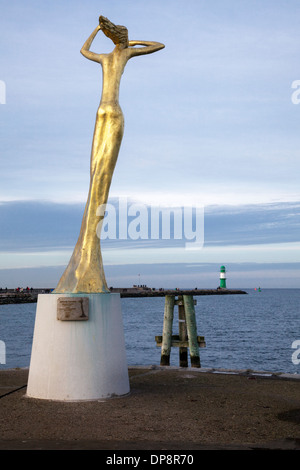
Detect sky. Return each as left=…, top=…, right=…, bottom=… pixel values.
left=0, top=0, right=300, bottom=288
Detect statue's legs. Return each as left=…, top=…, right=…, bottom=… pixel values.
left=54, top=104, right=124, bottom=293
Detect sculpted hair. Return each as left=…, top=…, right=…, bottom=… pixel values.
left=99, top=16, right=128, bottom=46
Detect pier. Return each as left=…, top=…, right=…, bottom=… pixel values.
left=110, top=287, right=248, bottom=297
left=0, top=287, right=247, bottom=304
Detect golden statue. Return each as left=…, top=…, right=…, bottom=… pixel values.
left=54, top=16, right=165, bottom=293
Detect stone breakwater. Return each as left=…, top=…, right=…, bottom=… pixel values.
left=0, top=288, right=247, bottom=304
left=0, top=293, right=38, bottom=304
left=110, top=288, right=248, bottom=298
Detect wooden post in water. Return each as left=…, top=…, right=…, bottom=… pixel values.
left=177, top=295, right=188, bottom=367
left=156, top=293, right=205, bottom=367
left=160, top=295, right=175, bottom=366
left=183, top=295, right=200, bottom=367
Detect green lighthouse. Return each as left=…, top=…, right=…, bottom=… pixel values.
left=219, top=266, right=226, bottom=289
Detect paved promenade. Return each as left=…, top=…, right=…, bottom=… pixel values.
left=0, top=366, right=299, bottom=450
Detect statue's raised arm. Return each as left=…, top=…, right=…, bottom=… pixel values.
left=80, top=25, right=102, bottom=63
left=127, top=40, right=165, bottom=58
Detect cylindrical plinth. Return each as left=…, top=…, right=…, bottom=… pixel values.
left=26, top=293, right=130, bottom=401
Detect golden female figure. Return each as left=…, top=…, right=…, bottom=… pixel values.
left=54, top=16, right=164, bottom=293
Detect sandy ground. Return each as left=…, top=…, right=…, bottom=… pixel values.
left=0, top=366, right=299, bottom=451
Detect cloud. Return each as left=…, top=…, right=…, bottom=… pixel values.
left=0, top=199, right=299, bottom=273
left=1, top=198, right=299, bottom=248
left=0, top=200, right=83, bottom=252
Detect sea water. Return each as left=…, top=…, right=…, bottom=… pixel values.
left=0, top=289, right=299, bottom=374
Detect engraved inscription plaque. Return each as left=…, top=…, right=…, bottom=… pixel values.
left=57, top=297, right=89, bottom=321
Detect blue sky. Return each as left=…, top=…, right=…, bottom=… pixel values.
left=0, top=0, right=300, bottom=288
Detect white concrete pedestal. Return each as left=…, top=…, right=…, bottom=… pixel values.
left=26, top=293, right=130, bottom=401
